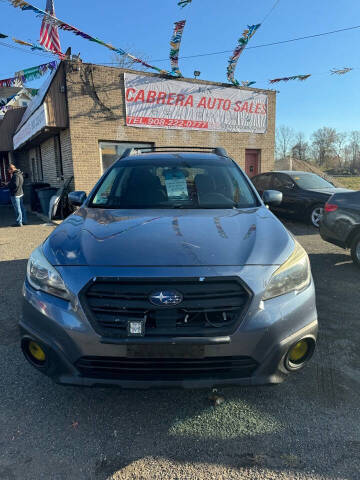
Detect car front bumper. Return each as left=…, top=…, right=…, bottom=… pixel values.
left=20, top=266, right=318, bottom=388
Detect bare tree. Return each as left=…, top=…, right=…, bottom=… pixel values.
left=348, top=131, right=360, bottom=173
left=276, top=125, right=295, bottom=161
left=334, top=132, right=347, bottom=170
left=311, top=127, right=338, bottom=167
left=291, top=132, right=309, bottom=162
left=111, top=47, right=154, bottom=72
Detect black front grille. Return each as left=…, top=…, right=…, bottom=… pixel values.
left=80, top=277, right=251, bottom=337
left=76, top=355, right=258, bottom=380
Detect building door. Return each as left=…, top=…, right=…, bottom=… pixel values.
left=245, top=149, right=260, bottom=177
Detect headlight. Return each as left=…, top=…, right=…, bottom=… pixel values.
left=26, top=246, right=70, bottom=301
left=263, top=241, right=311, bottom=300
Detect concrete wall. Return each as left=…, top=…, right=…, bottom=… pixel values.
left=65, top=63, right=276, bottom=192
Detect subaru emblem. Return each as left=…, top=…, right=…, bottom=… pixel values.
left=149, top=290, right=183, bottom=306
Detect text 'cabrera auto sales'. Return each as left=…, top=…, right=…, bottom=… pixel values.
left=124, top=73, right=268, bottom=133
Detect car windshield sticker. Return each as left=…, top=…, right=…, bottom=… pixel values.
left=164, top=170, right=189, bottom=199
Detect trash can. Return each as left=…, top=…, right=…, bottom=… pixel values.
left=23, top=183, right=32, bottom=205
left=24, top=182, right=50, bottom=211
left=37, top=187, right=58, bottom=215
left=0, top=187, right=11, bottom=205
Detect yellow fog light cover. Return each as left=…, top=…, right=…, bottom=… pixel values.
left=288, top=340, right=308, bottom=363
left=28, top=341, right=46, bottom=362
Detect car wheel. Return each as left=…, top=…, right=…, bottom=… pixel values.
left=350, top=233, right=360, bottom=267
left=309, top=204, right=323, bottom=228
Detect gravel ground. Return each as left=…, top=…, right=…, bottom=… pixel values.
left=0, top=205, right=359, bottom=480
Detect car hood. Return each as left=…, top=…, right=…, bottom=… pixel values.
left=306, top=187, right=351, bottom=195
left=43, top=207, right=294, bottom=267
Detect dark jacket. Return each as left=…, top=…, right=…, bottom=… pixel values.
left=8, top=169, right=24, bottom=197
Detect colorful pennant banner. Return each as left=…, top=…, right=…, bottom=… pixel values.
left=269, top=74, right=311, bottom=84
left=0, top=76, right=22, bottom=88
left=330, top=67, right=353, bottom=75
left=12, top=36, right=65, bottom=58
left=0, top=88, right=38, bottom=113
left=241, top=81, right=256, bottom=87
left=227, top=24, right=261, bottom=87
left=0, top=94, right=18, bottom=113
left=170, top=20, right=186, bottom=77
left=7, top=0, right=169, bottom=75
left=0, top=61, right=57, bottom=88
left=0, top=94, right=15, bottom=106
left=178, top=0, right=192, bottom=7
left=0, top=105, right=14, bottom=113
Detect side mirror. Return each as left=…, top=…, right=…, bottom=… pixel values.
left=68, top=191, right=87, bottom=207
left=263, top=190, right=283, bottom=206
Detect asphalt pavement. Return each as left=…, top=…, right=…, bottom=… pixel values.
left=0, top=204, right=359, bottom=480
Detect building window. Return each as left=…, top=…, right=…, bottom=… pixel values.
left=99, top=141, right=153, bottom=172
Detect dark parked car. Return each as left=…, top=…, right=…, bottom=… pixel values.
left=252, top=171, right=350, bottom=227
left=21, top=147, right=317, bottom=389
left=320, top=191, right=360, bottom=267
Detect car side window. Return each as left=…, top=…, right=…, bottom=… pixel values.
left=92, top=168, right=119, bottom=205
left=252, top=174, right=272, bottom=191
left=273, top=174, right=294, bottom=190
left=251, top=175, right=262, bottom=189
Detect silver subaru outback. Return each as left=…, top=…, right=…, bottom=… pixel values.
left=21, top=146, right=317, bottom=388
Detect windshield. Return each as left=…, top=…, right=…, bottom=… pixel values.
left=291, top=173, right=334, bottom=190
left=89, top=158, right=259, bottom=209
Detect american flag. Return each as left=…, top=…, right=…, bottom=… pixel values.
left=39, top=0, right=61, bottom=53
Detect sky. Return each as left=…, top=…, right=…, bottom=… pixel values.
left=0, top=0, right=359, bottom=139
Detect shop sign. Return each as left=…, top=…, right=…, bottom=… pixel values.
left=124, top=73, right=268, bottom=133
left=13, top=103, right=48, bottom=150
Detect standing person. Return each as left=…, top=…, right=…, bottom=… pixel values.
left=7, top=164, right=28, bottom=227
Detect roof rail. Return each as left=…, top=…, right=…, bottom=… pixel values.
left=213, top=147, right=228, bottom=157
left=119, top=146, right=228, bottom=158
left=119, top=147, right=136, bottom=159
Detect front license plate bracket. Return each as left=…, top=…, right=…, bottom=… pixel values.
left=126, top=344, right=205, bottom=358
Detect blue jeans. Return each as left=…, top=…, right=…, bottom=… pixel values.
left=11, top=195, right=27, bottom=225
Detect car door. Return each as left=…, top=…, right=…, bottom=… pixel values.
left=271, top=173, right=303, bottom=217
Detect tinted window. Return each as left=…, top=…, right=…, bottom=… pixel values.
left=273, top=174, right=295, bottom=189
left=90, top=158, right=259, bottom=209
left=252, top=174, right=272, bottom=191
left=290, top=173, right=333, bottom=189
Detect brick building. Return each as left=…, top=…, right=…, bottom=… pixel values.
left=10, top=61, right=276, bottom=194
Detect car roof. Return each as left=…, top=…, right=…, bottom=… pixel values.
left=114, top=151, right=233, bottom=165
left=274, top=170, right=314, bottom=175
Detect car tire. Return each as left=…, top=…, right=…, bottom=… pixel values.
left=350, top=233, right=360, bottom=267
left=309, top=204, right=324, bottom=228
